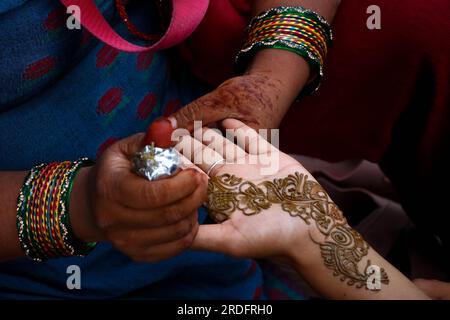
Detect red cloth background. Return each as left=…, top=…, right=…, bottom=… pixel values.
left=184, top=0, right=450, bottom=248
left=179, top=0, right=253, bottom=85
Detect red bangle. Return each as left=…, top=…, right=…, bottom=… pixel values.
left=114, top=0, right=161, bottom=42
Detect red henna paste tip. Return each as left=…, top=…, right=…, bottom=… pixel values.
left=144, top=117, right=175, bottom=148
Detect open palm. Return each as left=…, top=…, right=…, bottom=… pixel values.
left=175, top=119, right=319, bottom=260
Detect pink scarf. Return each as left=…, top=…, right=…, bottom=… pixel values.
left=60, top=0, right=253, bottom=84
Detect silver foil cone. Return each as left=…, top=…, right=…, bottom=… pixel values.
left=132, top=145, right=181, bottom=181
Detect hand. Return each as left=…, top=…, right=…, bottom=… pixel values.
left=175, top=119, right=317, bottom=261
left=71, top=133, right=208, bottom=262
left=144, top=50, right=311, bottom=147
left=174, top=120, right=429, bottom=300
left=169, top=73, right=288, bottom=131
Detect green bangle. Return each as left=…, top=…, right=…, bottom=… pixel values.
left=236, top=38, right=324, bottom=96
left=237, top=6, right=333, bottom=97
left=249, top=6, right=333, bottom=44
left=62, top=158, right=97, bottom=257
left=16, top=159, right=97, bottom=261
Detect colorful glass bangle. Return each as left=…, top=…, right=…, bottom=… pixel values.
left=248, top=6, right=333, bottom=42
left=238, top=39, right=324, bottom=96
left=16, top=158, right=97, bottom=261
left=250, top=15, right=331, bottom=45
left=236, top=6, right=333, bottom=96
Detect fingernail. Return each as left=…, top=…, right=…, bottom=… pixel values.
left=167, top=116, right=177, bottom=129
left=144, top=117, right=175, bottom=148
left=154, top=117, right=172, bottom=127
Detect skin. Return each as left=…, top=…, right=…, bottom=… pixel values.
left=413, top=279, right=450, bottom=300
left=70, top=134, right=208, bottom=262
left=168, top=0, right=342, bottom=131
left=170, top=74, right=287, bottom=131
left=0, top=0, right=341, bottom=263
left=176, top=119, right=429, bottom=300
left=0, top=134, right=208, bottom=262
left=0, top=0, right=442, bottom=299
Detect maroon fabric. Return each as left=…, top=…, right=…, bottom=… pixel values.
left=60, top=0, right=209, bottom=53
left=281, top=0, right=449, bottom=162
left=279, top=0, right=450, bottom=249
left=188, top=0, right=450, bottom=249
left=180, top=0, right=253, bottom=85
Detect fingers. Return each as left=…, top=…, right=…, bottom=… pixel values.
left=174, top=119, right=280, bottom=176
left=109, top=214, right=198, bottom=250
left=112, top=132, right=146, bottom=157
left=110, top=178, right=207, bottom=229
left=117, top=168, right=204, bottom=209
left=201, top=127, right=247, bottom=163
left=144, top=118, right=175, bottom=148
left=221, top=119, right=276, bottom=155
left=155, top=180, right=207, bottom=225
left=168, top=93, right=237, bottom=132
left=178, top=153, right=208, bottom=178
left=128, top=216, right=200, bottom=263
left=175, top=134, right=225, bottom=176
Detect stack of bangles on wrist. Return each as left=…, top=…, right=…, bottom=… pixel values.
left=237, top=6, right=333, bottom=96
left=16, top=158, right=97, bottom=261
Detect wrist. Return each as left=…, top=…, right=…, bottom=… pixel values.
left=246, top=49, right=310, bottom=104
left=282, top=227, right=318, bottom=273
left=70, top=166, right=103, bottom=242
left=240, top=6, right=334, bottom=99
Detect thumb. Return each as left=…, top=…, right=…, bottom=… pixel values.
left=113, top=133, right=146, bottom=157
left=168, top=93, right=234, bottom=132
left=191, top=224, right=240, bottom=257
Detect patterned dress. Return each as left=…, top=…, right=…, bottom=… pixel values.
left=0, top=0, right=303, bottom=299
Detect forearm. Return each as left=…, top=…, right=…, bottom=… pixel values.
left=274, top=170, right=429, bottom=299
left=0, top=172, right=27, bottom=260
left=207, top=165, right=428, bottom=299
left=289, top=216, right=429, bottom=299
left=247, top=0, right=341, bottom=109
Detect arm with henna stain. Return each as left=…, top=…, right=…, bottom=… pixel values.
left=175, top=119, right=429, bottom=300
left=161, top=0, right=341, bottom=133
